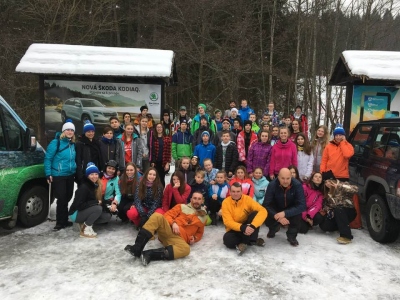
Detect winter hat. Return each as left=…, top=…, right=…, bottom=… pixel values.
left=333, top=124, right=345, bottom=136
left=244, top=120, right=252, bottom=127
left=83, top=120, right=95, bottom=134
left=180, top=119, right=188, bottom=125
left=214, top=109, right=221, bottom=114
left=200, top=115, right=208, bottom=121
left=179, top=106, right=187, bottom=111
left=62, top=119, right=75, bottom=132
left=85, top=162, right=100, bottom=177
left=201, top=131, right=210, bottom=137
left=222, top=118, right=231, bottom=124
left=163, top=108, right=170, bottom=115
left=231, top=108, right=238, bottom=113
left=198, top=103, right=206, bottom=110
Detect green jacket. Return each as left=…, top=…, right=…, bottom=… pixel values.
left=172, top=130, right=194, bottom=160
left=191, top=113, right=217, bottom=135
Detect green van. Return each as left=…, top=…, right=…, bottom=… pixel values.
left=0, top=95, right=48, bottom=229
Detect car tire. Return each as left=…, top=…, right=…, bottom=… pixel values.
left=61, top=111, right=67, bottom=122
left=81, top=114, right=91, bottom=123
left=366, top=194, right=400, bottom=243
left=18, top=186, right=48, bottom=228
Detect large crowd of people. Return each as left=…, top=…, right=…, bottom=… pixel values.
left=44, top=101, right=359, bottom=265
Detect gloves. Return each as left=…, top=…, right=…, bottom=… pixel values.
left=240, top=223, right=248, bottom=233
left=139, top=214, right=149, bottom=227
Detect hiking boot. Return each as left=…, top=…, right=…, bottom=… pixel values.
left=236, top=243, right=247, bottom=256
left=53, top=223, right=65, bottom=231
left=210, top=213, right=217, bottom=226
left=287, top=237, right=299, bottom=247
left=255, top=238, right=265, bottom=247
left=337, top=236, right=352, bottom=244
left=124, top=228, right=152, bottom=258
left=267, top=224, right=280, bottom=238
left=141, top=248, right=168, bottom=266
left=80, top=224, right=97, bottom=238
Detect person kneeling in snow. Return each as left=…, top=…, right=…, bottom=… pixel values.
left=262, top=168, right=306, bottom=247
left=68, top=163, right=110, bottom=238
left=124, top=191, right=208, bottom=266
left=222, top=182, right=268, bottom=255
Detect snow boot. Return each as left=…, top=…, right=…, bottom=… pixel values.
left=141, top=245, right=174, bottom=266
left=124, top=228, right=152, bottom=259
left=80, top=223, right=97, bottom=238
left=210, top=213, right=217, bottom=226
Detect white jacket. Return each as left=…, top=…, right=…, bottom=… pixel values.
left=297, top=151, right=314, bottom=181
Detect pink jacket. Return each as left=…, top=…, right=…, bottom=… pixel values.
left=237, top=131, right=258, bottom=162
left=269, top=140, right=298, bottom=176
left=301, top=184, right=323, bottom=221
left=162, top=183, right=191, bottom=212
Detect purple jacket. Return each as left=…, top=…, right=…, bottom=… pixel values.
left=247, top=141, right=272, bottom=177
left=302, top=183, right=323, bottom=221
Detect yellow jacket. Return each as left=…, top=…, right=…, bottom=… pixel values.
left=221, top=194, right=268, bottom=232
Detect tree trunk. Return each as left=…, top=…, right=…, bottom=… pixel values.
left=269, top=0, right=277, bottom=102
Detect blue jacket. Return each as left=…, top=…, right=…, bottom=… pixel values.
left=103, top=176, right=122, bottom=204
left=262, top=178, right=306, bottom=218
left=209, top=182, right=230, bottom=204
left=44, top=134, right=76, bottom=177
left=193, top=143, right=216, bottom=167
left=238, top=106, right=255, bottom=122
left=252, top=176, right=269, bottom=204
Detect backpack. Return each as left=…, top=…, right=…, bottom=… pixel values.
left=54, top=132, right=71, bottom=154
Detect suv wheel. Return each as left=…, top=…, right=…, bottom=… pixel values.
left=81, top=114, right=91, bottom=123
left=366, top=194, right=400, bottom=243
left=61, top=111, right=67, bottom=122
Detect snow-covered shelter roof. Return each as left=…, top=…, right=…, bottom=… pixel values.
left=16, top=43, right=177, bottom=84
left=329, top=50, right=400, bottom=85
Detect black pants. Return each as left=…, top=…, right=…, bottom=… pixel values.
left=52, top=175, right=75, bottom=226
left=209, top=199, right=222, bottom=214
left=154, top=161, right=168, bottom=187
left=319, top=207, right=357, bottom=239
left=299, top=213, right=324, bottom=234
left=265, top=211, right=302, bottom=239
left=117, top=196, right=134, bottom=221
left=223, top=212, right=260, bottom=248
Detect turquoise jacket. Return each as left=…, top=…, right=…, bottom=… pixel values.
left=44, top=133, right=76, bottom=177
left=103, top=176, right=122, bottom=204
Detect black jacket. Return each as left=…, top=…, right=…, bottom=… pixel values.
left=75, top=135, right=102, bottom=183
left=99, top=138, right=125, bottom=172
left=215, top=142, right=239, bottom=173
left=262, top=178, right=306, bottom=218
left=68, top=178, right=99, bottom=214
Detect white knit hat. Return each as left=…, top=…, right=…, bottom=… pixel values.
left=62, top=119, right=75, bottom=132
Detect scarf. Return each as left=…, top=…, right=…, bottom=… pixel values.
left=146, top=180, right=154, bottom=187
left=297, top=145, right=304, bottom=151
left=103, top=173, right=114, bottom=179
left=101, top=136, right=114, bottom=144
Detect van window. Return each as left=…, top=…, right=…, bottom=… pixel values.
left=0, top=118, right=5, bottom=150
left=3, top=109, right=22, bottom=151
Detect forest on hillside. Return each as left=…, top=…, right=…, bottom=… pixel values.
left=1, top=0, right=400, bottom=133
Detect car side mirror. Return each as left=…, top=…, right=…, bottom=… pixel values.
left=26, top=127, right=37, bottom=151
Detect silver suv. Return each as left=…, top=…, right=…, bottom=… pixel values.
left=61, top=98, right=118, bottom=124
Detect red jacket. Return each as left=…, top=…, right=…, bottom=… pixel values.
left=237, top=131, right=258, bottom=162
left=229, top=177, right=254, bottom=198
left=162, top=183, right=191, bottom=212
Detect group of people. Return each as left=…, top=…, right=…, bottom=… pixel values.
left=44, top=100, right=359, bottom=266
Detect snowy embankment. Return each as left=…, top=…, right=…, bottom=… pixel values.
left=0, top=216, right=399, bottom=300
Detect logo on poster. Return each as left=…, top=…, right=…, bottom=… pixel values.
left=149, top=92, right=158, bottom=101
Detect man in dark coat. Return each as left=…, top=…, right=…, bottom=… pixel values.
left=262, top=168, right=306, bottom=247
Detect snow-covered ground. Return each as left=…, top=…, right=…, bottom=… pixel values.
left=1, top=169, right=400, bottom=299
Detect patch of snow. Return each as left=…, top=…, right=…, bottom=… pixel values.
left=15, top=44, right=175, bottom=78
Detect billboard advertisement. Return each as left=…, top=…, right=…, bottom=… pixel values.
left=44, top=80, right=162, bottom=137
left=350, top=85, right=400, bottom=132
